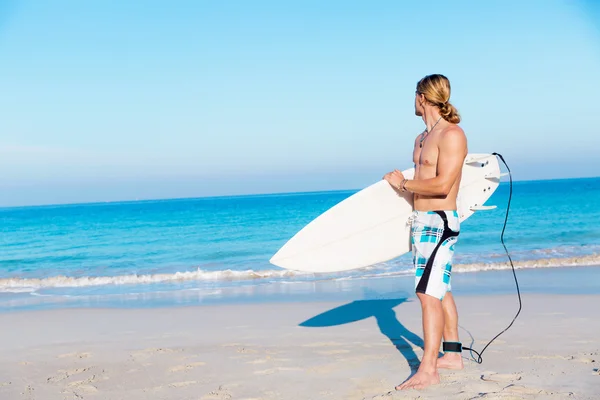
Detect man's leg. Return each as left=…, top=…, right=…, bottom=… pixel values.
left=396, top=292, right=443, bottom=390
left=437, top=292, right=464, bottom=369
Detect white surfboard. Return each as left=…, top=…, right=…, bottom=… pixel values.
left=269, top=153, right=503, bottom=273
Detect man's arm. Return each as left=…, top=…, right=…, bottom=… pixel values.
left=403, top=128, right=467, bottom=196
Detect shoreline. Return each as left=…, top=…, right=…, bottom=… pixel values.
left=1, top=264, right=600, bottom=313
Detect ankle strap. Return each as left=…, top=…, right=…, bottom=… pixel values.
left=443, top=341, right=462, bottom=353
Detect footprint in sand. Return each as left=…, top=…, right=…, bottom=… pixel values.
left=58, top=352, right=91, bottom=359
left=168, top=381, right=198, bottom=388
left=168, top=362, right=206, bottom=373
left=0, top=382, right=10, bottom=388
left=367, top=395, right=388, bottom=400
left=440, top=371, right=471, bottom=384
left=201, top=385, right=233, bottom=399
left=22, top=385, right=34, bottom=400
left=66, top=375, right=97, bottom=388
left=502, top=384, right=547, bottom=395
left=480, top=373, right=522, bottom=383
left=302, top=341, right=344, bottom=347
left=47, top=367, right=93, bottom=384
left=222, top=343, right=260, bottom=354
left=246, top=359, right=268, bottom=365
left=458, top=381, right=501, bottom=394
left=148, top=347, right=178, bottom=354
left=316, top=349, right=350, bottom=355
left=181, top=354, right=204, bottom=361
left=453, top=381, right=552, bottom=400
left=307, top=364, right=338, bottom=374
left=571, top=351, right=597, bottom=364
left=253, top=368, right=277, bottom=376
left=131, top=347, right=181, bottom=361
left=517, top=354, right=569, bottom=360
left=519, top=354, right=596, bottom=364
left=236, top=347, right=258, bottom=354
left=253, top=367, right=303, bottom=375
left=64, top=382, right=98, bottom=394
left=577, top=358, right=596, bottom=364
left=251, top=355, right=289, bottom=364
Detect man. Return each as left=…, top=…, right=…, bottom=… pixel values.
left=383, top=74, right=468, bottom=390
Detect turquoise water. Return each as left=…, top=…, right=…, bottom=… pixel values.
left=1, top=177, right=600, bottom=310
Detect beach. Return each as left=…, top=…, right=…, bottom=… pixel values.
left=2, top=181, right=600, bottom=398
left=2, top=272, right=599, bottom=400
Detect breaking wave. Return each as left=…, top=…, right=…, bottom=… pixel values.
left=453, top=253, right=600, bottom=273
left=0, top=269, right=313, bottom=291
left=1, top=254, right=599, bottom=292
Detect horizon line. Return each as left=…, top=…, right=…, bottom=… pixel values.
left=1, top=175, right=598, bottom=210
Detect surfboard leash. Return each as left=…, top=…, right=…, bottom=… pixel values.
left=460, top=152, right=522, bottom=364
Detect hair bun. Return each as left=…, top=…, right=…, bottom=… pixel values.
left=416, top=74, right=461, bottom=124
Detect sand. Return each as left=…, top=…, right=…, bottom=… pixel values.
left=0, top=293, right=598, bottom=399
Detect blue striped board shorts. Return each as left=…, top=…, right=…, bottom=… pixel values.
left=409, top=210, right=460, bottom=300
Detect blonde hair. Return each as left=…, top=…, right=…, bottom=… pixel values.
left=416, top=74, right=461, bottom=124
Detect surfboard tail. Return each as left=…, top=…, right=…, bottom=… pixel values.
left=470, top=205, right=497, bottom=211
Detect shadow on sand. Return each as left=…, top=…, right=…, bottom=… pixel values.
left=299, top=296, right=428, bottom=374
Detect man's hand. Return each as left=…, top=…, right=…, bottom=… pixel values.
left=383, top=169, right=405, bottom=190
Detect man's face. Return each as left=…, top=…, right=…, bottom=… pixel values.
left=414, top=91, right=424, bottom=117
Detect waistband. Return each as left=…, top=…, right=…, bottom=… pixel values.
left=414, top=210, right=458, bottom=217
left=408, top=210, right=459, bottom=227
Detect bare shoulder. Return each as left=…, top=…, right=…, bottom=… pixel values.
left=442, top=124, right=465, bottom=138
left=440, top=125, right=467, bottom=147
left=438, top=125, right=467, bottom=160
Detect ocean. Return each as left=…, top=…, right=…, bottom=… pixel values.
left=1, top=177, right=600, bottom=311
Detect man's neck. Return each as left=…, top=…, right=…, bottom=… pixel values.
left=422, top=108, right=443, bottom=132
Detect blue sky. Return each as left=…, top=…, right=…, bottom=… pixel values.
left=1, top=0, right=600, bottom=206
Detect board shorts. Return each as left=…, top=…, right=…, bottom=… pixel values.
left=409, top=210, right=460, bottom=300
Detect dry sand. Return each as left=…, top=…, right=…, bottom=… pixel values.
left=0, top=293, right=598, bottom=399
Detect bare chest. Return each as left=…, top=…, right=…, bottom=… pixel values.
left=412, top=139, right=438, bottom=170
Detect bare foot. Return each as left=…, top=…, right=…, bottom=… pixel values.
left=395, top=369, right=440, bottom=390
left=437, top=353, right=464, bottom=370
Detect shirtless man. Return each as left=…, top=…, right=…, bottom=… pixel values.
left=383, top=74, right=468, bottom=390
